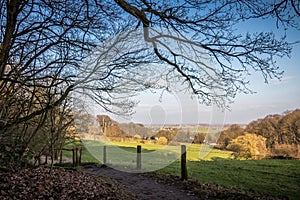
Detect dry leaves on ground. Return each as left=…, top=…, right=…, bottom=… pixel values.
left=0, top=167, right=137, bottom=200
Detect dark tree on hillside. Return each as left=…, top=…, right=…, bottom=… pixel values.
left=277, top=110, right=300, bottom=144
left=246, top=114, right=282, bottom=148
left=217, top=124, right=245, bottom=148
left=0, top=0, right=299, bottom=166
left=245, top=110, right=300, bottom=147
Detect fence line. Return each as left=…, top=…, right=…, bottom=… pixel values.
left=101, top=145, right=188, bottom=180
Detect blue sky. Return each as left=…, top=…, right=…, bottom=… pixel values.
left=125, top=42, right=299, bottom=125
left=224, top=42, right=300, bottom=124
left=225, top=18, right=300, bottom=124
left=117, top=18, right=300, bottom=125
left=89, top=13, right=299, bottom=126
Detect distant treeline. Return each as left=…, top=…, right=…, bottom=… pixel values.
left=217, top=109, right=300, bottom=159
left=77, top=110, right=300, bottom=159
left=96, top=115, right=218, bottom=145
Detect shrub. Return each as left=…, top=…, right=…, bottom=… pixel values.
left=157, top=137, right=168, bottom=145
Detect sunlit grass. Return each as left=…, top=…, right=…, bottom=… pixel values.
left=63, top=139, right=232, bottom=171
left=157, top=159, right=300, bottom=200
left=62, top=139, right=300, bottom=200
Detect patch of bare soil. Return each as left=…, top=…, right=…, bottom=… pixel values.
left=0, top=167, right=137, bottom=200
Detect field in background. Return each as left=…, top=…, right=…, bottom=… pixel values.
left=63, top=140, right=300, bottom=200
left=64, top=139, right=232, bottom=164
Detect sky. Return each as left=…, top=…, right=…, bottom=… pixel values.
left=222, top=19, right=300, bottom=124
left=89, top=14, right=300, bottom=126
left=113, top=19, right=300, bottom=126
left=122, top=46, right=300, bottom=125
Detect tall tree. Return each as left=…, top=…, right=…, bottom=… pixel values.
left=246, top=114, right=282, bottom=148
left=0, top=0, right=299, bottom=165
left=277, top=110, right=300, bottom=144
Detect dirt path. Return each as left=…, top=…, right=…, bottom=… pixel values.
left=84, top=165, right=201, bottom=200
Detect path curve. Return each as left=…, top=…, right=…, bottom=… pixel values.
left=84, top=165, right=201, bottom=200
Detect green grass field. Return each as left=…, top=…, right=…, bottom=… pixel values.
left=63, top=139, right=300, bottom=199
left=158, top=159, right=300, bottom=199
left=73, top=139, right=233, bottom=161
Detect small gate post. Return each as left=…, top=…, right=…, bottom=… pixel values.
left=59, top=150, right=62, bottom=164
left=137, top=145, right=141, bottom=170
left=75, top=147, right=78, bottom=166
left=79, top=147, right=82, bottom=165
left=103, top=145, right=107, bottom=165
left=181, top=145, right=188, bottom=180
left=72, top=148, right=75, bottom=167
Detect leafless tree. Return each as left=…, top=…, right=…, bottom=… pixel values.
left=114, top=0, right=299, bottom=104
left=0, top=0, right=299, bottom=165
left=0, top=0, right=123, bottom=164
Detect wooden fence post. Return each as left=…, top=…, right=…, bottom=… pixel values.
left=103, top=145, right=107, bottom=165
left=181, top=145, right=188, bottom=180
left=59, top=150, right=62, bottom=164
left=75, top=147, right=78, bottom=166
left=45, top=155, right=48, bottom=165
left=72, top=148, right=75, bottom=167
left=79, top=147, right=82, bottom=165
left=137, top=145, right=141, bottom=170
left=54, top=149, right=58, bottom=160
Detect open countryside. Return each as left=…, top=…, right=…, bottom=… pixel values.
left=1, top=1, right=300, bottom=199
left=65, top=142, right=300, bottom=199
left=1, top=109, right=300, bottom=199
left=60, top=110, right=300, bottom=199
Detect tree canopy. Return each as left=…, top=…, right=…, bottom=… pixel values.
left=227, top=133, right=268, bottom=159
left=245, top=109, right=300, bottom=146
left=0, top=0, right=299, bottom=166
left=217, top=109, right=300, bottom=159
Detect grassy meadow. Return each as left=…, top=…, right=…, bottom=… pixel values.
left=158, top=159, right=300, bottom=200
left=63, top=139, right=300, bottom=199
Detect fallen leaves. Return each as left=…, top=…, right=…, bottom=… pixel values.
left=0, top=167, right=137, bottom=200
